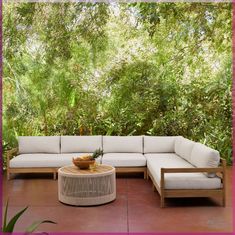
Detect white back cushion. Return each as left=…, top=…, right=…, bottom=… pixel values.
left=103, top=136, right=143, bottom=153
left=61, top=136, right=102, bottom=153
left=19, top=136, right=60, bottom=154
left=175, top=137, right=195, bottom=162
left=174, top=136, right=183, bottom=155
left=190, top=143, right=220, bottom=177
left=144, top=136, right=176, bottom=153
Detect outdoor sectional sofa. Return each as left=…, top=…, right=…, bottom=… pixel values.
left=7, top=135, right=226, bottom=207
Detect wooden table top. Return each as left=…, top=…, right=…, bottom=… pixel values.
left=58, top=164, right=114, bottom=176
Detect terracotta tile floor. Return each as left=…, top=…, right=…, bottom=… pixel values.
left=2, top=167, right=233, bottom=233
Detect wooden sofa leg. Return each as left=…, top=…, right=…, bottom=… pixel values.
left=160, top=196, right=165, bottom=208
left=223, top=196, right=226, bottom=207
left=222, top=159, right=226, bottom=207
left=7, top=171, right=11, bottom=180
left=144, top=170, right=147, bottom=179
left=223, top=189, right=226, bottom=207
left=53, top=172, right=57, bottom=180
left=152, top=183, right=156, bottom=192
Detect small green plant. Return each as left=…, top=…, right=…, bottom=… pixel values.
left=91, top=148, right=103, bottom=159
left=2, top=199, right=56, bottom=233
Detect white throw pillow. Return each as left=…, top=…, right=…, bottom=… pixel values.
left=103, top=136, right=143, bottom=153
left=18, top=136, right=60, bottom=154
left=61, top=136, right=102, bottom=153
left=144, top=136, right=176, bottom=153
left=190, top=143, right=220, bottom=177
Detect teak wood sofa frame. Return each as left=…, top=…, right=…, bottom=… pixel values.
left=147, top=158, right=226, bottom=208
left=6, top=148, right=225, bottom=208
left=6, top=148, right=147, bottom=180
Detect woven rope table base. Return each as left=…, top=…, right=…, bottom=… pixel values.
left=58, top=165, right=116, bottom=206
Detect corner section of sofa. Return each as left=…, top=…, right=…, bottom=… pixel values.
left=144, top=136, right=226, bottom=208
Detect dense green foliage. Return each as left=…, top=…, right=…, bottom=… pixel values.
left=3, top=3, right=232, bottom=164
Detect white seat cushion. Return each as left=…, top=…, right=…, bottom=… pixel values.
left=190, top=143, right=220, bottom=177
left=103, top=136, right=143, bottom=153
left=145, top=153, right=221, bottom=189
left=18, top=136, right=60, bottom=154
left=61, top=136, right=102, bottom=153
left=10, top=153, right=101, bottom=168
left=102, top=153, right=146, bottom=167
left=144, top=136, right=176, bottom=153
left=174, top=137, right=195, bottom=162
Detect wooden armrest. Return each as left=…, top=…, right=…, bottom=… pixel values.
left=6, top=147, right=19, bottom=169
left=161, top=167, right=223, bottom=174
left=6, top=147, right=19, bottom=160
left=220, top=158, right=226, bottom=167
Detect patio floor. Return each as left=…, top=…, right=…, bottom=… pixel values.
left=2, top=167, right=233, bottom=233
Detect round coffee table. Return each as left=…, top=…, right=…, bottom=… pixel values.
left=58, top=164, right=116, bottom=206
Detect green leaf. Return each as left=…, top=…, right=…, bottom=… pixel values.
left=3, top=199, right=9, bottom=231
left=69, top=91, right=76, bottom=108
left=25, top=220, right=57, bottom=233
left=3, top=206, right=28, bottom=232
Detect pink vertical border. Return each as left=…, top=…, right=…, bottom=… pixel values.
left=232, top=1, right=235, bottom=234
left=0, top=1, right=234, bottom=235
left=0, top=0, right=3, bottom=232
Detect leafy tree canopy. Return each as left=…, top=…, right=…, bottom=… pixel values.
left=3, top=2, right=232, bottom=164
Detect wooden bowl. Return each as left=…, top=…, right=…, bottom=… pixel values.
left=72, top=158, right=95, bottom=169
